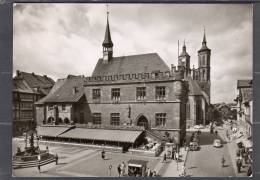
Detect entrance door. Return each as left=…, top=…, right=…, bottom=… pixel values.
left=137, top=115, right=149, bottom=130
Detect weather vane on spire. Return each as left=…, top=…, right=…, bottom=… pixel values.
left=106, top=4, right=109, bottom=17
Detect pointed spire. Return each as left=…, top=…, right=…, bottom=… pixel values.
left=203, top=27, right=206, bottom=44
left=198, top=27, right=210, bottom=52
left=102, top=4, right=113, bottom=48
left=179, top=39, right=189, bottom=57
left=183, top=39, right=186, bottom=51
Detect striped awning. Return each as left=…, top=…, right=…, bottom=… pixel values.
left=37, top=126, right=71, bottom=137
left=58, top=128, right=143, bottom=143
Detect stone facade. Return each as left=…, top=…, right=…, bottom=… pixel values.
left=84, top=71, right=188, bottom=144
left=235, top=80, right=252, bottom=139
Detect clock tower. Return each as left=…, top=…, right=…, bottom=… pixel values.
left=178, top=41, right=190, bottom=78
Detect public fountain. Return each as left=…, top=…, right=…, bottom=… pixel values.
left=12, top=129, right=55, bottom=169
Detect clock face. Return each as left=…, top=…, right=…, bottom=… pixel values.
left=181, top=58, right=186, bottom=63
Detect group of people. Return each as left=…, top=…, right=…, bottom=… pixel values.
left=146, top=167, right=156, bottom=177
left=236, top=146, right=252, bottom=176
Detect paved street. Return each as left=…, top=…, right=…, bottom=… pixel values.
left=185, top=129, right=235, bottom=177
left=12, top=139, right=164, bottom=177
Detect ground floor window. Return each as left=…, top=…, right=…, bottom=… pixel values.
left=110, top=113, right=120, bottom=126
left=93, top=113, right=102, bottom=125
left=155, top=113, right=166, bottom=127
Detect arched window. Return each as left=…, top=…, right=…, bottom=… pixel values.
left=64, top=117, right=70, bottom=124
left=47, top=117, right=54, bottom=124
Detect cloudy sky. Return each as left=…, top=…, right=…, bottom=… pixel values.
left=13, top=3, right=252, bottom=103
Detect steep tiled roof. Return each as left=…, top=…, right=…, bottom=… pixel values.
left=35, top=78, right=67, bottom=105
left=14, top=71, right=55, bottom=95
left=188, top=78, right=210, bottom=104
left=92, top=53, right=170, bottom=76
left=188, top=79, right=203, bottom=96
left=237, top=80, right=252, bottom=88
left=38, top=76, right=85, bottom=103
left=13, top=79, right=35, bottom=94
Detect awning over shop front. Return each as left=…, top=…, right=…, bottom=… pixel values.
left=58, top=128, right=143, bottom=143
left=37, top=126, right=71, bottom=137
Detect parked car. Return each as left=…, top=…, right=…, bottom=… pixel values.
left=213, top=139, right=222, bottom=148
left=194, top=125, right=204, bottom=129
left=189, top=141, right=199, bottom=151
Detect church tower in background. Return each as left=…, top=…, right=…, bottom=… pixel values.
left=197, top=29, right=211, bottom=102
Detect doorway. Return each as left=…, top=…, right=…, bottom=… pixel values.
left=137, top=115, right=149, bottom=130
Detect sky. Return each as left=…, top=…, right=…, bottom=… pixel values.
left=13, top=3, right=253, bottom=103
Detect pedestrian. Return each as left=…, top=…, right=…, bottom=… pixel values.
left=236, top=159, right=242, bottom=173
left=215, top=130, right=218, bottom=136
left=46, top=146, right=49, bottom=153
left=184, top=141, right=187, bottom=151
left=147, top=167, right=151, bottom=177
left=55, top=153, right=59, bottom=165
left=176, top=152, right=179, bottom=162
left=221, top=156, right=225, bottom=167
left=101, top=149, right=105, bottom=160
left=37, top=160, right=41, bottom=173
left=172, top=149, right=175, bottom=160
left=117, top=164, right=121, bottom=177
left=152, top=170, right=156, bottom=177
left=247, top=164, right=252, bottom=176
left=162, top=153, right=167, bottom=163
left=121, top=162, right=126, bottom=176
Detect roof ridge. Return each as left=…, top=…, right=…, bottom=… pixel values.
left=113, top=52, right=158, bottom=59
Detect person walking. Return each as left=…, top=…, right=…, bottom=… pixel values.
left=101, top=149, right=105, bottom=160
left=221, top=156, right=225, bottom=167
left=152, top=170, right=156, bottom=177
left=37, top=160, right=41, bottom=173
left=121, top=162, right=126, bottom=176
left=172, top=149, right=175, bottom=160
left=55, top=153, right=59, bottom=165
left=117, top=164, right=121, bottom=177
left=176, top=152, right=179, bottom=162
left=236, top=158, right=242, bottom=173
left=247, top=164, right=252, bottom=176
left=162, top=153, right=167, bottom=163
left=147, top=167, right=151, bottom=177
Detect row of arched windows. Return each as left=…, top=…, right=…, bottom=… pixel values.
left=43, top=117, right=70, bottom=125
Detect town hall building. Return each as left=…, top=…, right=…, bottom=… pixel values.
left=36, top=11, right=212, bottom=145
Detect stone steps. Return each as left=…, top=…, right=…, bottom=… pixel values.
left=12, top=156, right=56, bottom=169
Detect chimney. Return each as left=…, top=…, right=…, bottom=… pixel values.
left=43, top=75, right=48, bottom=79
left=32, top=72, right=35, bottom=76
